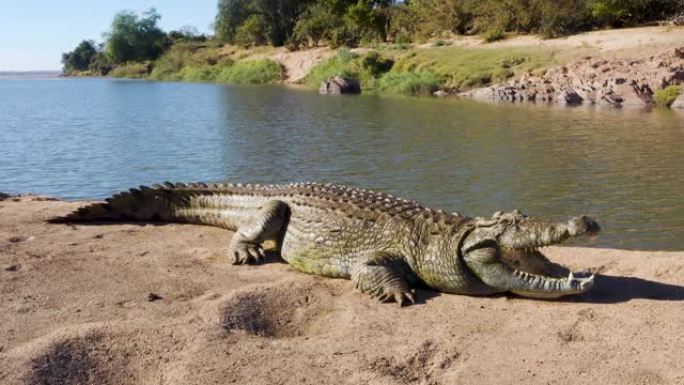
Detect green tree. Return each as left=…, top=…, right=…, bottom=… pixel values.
left=61, top=40, right=98, bottom=73
left=215, top=0, right=314, bottom=46
left=105, top=8, right=169, bottom=64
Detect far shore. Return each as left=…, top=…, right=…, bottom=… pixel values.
left=59, top=26, right=684, bottom=110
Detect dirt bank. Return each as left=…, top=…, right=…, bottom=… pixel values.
left=2, top=196, right=683, bottom=385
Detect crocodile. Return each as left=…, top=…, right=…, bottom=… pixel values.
left=50, top=182, right=600, bottom=305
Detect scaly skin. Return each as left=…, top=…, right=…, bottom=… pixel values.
left=50, top=182, right=600, bottom=305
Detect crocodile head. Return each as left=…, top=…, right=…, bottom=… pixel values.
left=461, top=210, right=600, bottom=298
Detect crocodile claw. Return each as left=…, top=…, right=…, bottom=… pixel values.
left=376, top=289, right=416, bottom=307
left=230, top=242, right=266, bottom=265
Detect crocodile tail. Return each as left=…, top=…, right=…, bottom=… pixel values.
left=48, top=182, right=194, bottom=223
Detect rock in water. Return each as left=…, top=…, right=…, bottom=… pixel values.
left=319, top=76, right=361, bottom=94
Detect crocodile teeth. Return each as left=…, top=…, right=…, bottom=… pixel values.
left=581, top=274, right=596, bottom=290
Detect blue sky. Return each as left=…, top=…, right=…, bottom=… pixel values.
left=0, top=1, right=218, bottom=71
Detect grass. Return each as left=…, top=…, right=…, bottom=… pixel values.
left=654, top=85, right=682, bottom=107
left=377, top=71, right=442, bottom=95
left=129, top=41, right=283, bottom=85
left=214, top=59, right=284, bottom=84
left=388, top=46, right=556, bottom=90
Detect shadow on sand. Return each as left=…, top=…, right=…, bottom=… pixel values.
left=568, top=274, right=684, bottom=304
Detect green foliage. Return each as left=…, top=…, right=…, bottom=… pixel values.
left=109, top=62, right=153, bottom=78
left=654, top=85, right=682, bottom=107
left=377, top=71, right=442, bottom=95
left=105, top=8, right=169, bottom=64
left=215, top=0, right=315, bottom=46
left=149, top=44, right=193, bottom=80
left=61, top=40, right=98, bottom=74
left=88, top=52, right=114, bottom=76
left=179, top=65, right=222, bottom=82
left=305, top=49, right=359, bottom=87
left=292, top=3, right=344, bottom=47
left=391, top=46, right=555, bottom=89
left=215, top=59, right=284, bottom=84
left=401, top=0, right=474, bottom=39
left=589, top=0, right=681, bottom=27
left=361, top=51, right=393, bottom=77
left=235, top=14, right=270, bottom=47
left=168, top=26, right=207, bottom=43
left=305, top=48, right=392, bottom=89
left=482, top=28, right=505, bottom=43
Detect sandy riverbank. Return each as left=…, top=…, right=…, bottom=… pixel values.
left=1, top=195, right=683, bottom=384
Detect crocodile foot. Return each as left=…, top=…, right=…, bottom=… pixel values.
left=229, top=240, right=266, bottom=265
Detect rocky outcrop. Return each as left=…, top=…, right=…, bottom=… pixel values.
left=319, top=76, right=361, bottom=94
left=461, top=47, right=684, bottom=108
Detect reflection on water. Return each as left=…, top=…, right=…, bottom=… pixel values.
left=1, top=78, right=683, bottom=250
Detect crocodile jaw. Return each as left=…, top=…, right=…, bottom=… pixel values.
left=462, top=212, right=600, bottom=298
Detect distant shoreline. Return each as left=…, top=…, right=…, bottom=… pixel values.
left=0, top=71, right=62, bottom=79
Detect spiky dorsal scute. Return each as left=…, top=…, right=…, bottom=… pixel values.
left=49, top=182, right=467, bottom=225
left=139, top=181, right=465, bottom=224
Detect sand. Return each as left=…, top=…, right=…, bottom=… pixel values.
left=1, top=196, right=683, bottom=385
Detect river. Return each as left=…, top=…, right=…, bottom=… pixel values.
left=1, top=77, right=683, bottom=250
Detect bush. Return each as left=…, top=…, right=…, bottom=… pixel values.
left=150, top=44, right=194, bottom=80
left=482, top=28, right=505, bottom=43
left=109, top=62, right=153, bottom=78
left=361, top=51, right=394, bottom=77
left=215, top=59, right=284, bottom=84
left=305, top=49, right=392, bottom=90
left=378, top=71, right=443, bottom=95
left=654, top=85, right=682, bottom=107
left=432, top=40, right=452, bottom=47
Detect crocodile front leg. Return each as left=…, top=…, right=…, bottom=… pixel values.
left=229, top=200, right=290, bottom=265
left=464, top=247, right=594, bottom=299
left=351, top=252, right=416, bottom=306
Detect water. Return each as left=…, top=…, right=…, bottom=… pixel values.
left=1, top=77, right=683, bottom=250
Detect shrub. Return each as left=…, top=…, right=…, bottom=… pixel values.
left=654, top=85, right=682, bottom=107
left=304, top=49, right=392, bottom=90
left=109, top=62, right=152, bottom=78
left=432, top=40, right=452, bottom=47
left=482, top=28, right=505, bottom=43
left=150, top=44, right=193, bottom=80
left=361, top=51, right=393, bottom=77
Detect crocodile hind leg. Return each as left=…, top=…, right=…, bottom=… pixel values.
left=229, top=200, right=290, bottom=265
left=351, top=252, right=416, bottom=306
